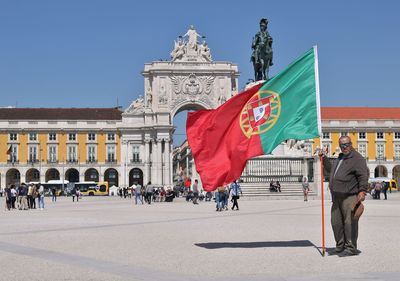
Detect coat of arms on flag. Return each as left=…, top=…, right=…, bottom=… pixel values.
left=240, top=90, right=281, bottom=138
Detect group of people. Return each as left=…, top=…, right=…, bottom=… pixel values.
left=181, top=179, right=242, bottom=210
left=215, top=180, right=242, bottom=211
left=130, top=182, right=175, bottom=205
left=369, top=181, right=389, bottom=200
left=3, top=183, right=45, bottom=211
left=269, top=181, right=281, bottom=192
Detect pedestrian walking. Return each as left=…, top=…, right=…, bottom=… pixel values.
left=135, top=183, right=143, bottom=205
left=216, top=185, right=226, bottom=211
left=381, top=181, right=388, bottom=200
left=192, top=179, right=199, bottom=204
left=302, top=177, right=310, bottom=202
left=10, top=185, right=17, bottom=209
left=19, top=183, right=28, bottom=210
left=51, top=187, right=57, bottom=202
left=4, top=185, right=11, bottom=211
left=145, top=181, right=153, bottom=204
left=37, top=184, right=45, bottom=210
left=230, top=180, right=242, bottom=210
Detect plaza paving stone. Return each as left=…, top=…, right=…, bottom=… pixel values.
left=1, top=193, right=399, bottom=281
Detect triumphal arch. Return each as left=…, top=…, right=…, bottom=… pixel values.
left=121, top=26, right=239, bottom=187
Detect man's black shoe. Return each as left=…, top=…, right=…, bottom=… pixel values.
left=338, top=250, right=358, bottom=257
left=327, top=248, right=344, bottom=256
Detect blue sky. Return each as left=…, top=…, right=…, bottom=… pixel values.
left=1, top=0, right=399, bottom=145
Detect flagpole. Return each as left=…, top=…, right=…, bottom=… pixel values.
left=319, top=154, right=326, bottom=256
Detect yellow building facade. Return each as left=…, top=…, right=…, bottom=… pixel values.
left=314, top=107, right=400, bottom=182
left=0, top=108, right=124, bottom=188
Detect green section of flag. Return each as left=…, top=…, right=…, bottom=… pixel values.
left=259, top=47, right=320, bottom=154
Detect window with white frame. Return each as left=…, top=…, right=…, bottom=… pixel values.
left=340, top=132, right=348, bottom=137
left=9, top=133, right=17, bottom=141
left=9, top=145, right=18, bottom=162
left=87, top=145, right=96, bottom=162
left=358, top=143, right=367, bottom=158
left=68, top=133, right=76, bottom=141
left=29, top=133, right=37, bottom=141
left=88, top=133, right=96, bottom=141
left=377, top=132, right=384, bottom=139
left=359, top=132, right=366, bottom=139
left=394, top=144, right=400, bottom=159
left=28, top=145, right=38, bottom=162
left=322, top=132, right=330, bottom=139
left=48, top=145, right=57, bottom=162
left=107, top=145, right=115, bottom=162
left=49, top=133, right=57, bottom=141
left=107, top=133, right=115, bottom=141
left=68, top=145, right=77, bottom=162
left=376, top=143, right=385, bottom=160
left=394, top=132, right=400, bottom=139
left=132, top=145, right=140, bottom=162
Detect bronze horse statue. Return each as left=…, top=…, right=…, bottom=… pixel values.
left=251, top=18, right=273, bottom=81
left=251, top=37, right=273, bottom=81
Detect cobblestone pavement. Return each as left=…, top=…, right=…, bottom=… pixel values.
left=1, top=192, right=399, bottom=281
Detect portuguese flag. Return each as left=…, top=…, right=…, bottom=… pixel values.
left=186, top=47, right=321, bottom=191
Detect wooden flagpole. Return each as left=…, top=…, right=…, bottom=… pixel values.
left=320, top=154, right=326, bottom=256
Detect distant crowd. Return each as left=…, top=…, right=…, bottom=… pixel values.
left=2, top=183, right=45, bottom=211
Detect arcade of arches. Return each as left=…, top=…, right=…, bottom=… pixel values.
left=3, top=168, right=120, bottom=187
left=4, top=164, right=400, bottom=188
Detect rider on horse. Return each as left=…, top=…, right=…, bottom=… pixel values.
left=251, top=18, right=273, bottom=81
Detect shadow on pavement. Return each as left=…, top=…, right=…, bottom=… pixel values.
left=195, top=240, right=315, bottom=249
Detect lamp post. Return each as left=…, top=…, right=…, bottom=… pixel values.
left=123, top=140, right=128, bottom=188
left=39, top=147, right=42, bottom=182
left=62, top=158, right=65, bottom=191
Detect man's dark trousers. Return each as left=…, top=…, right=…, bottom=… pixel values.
left=331, top=194, right=359, bottom=253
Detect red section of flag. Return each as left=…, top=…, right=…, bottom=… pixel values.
left=186, top=83, right=265, bottom=191
left=6, top=146, right=12, bottom=155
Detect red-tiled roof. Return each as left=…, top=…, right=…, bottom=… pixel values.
left=0, top=108, right=122, bottom=120
left=321, top=107, right=400, bottom=120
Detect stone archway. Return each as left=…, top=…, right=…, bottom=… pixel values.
left=392, top=165, right=400, bottom=182
left=6, top=168, right=20, bottom=186
left=65, top=168, right=80, bottom=183
left=104, top=168, right=119, bottom=187
left=26, top=168, right=40, bottom=183
left=129, top=168, right=143, bottom=187
left=85, top=168, right=99, bottom=182
left=374, top=165, right=388, bottom=178
left=122, top=28, right=239, bottom=186
left=45, top=168, right=60, bottom=182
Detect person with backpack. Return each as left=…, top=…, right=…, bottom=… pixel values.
left=230, top=180, right=242, bottom=210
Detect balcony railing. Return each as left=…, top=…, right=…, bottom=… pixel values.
left=7, top=160, right=19, bottom=164
left=130, top=159, right=142, bottom=164
left=28, top=159, right=39, bottom=164
left=375, top=156, right=386, bottom=161
left=86, top=159, right=98, bottom=164
left=47, top=159, right=58, bottom=164
left=106, top=159, right=117, bottom=164
left=66, top=159, right=78, bottom=164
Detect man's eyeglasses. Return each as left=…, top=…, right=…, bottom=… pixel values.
left=339, top=142, right=352, bottom=149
